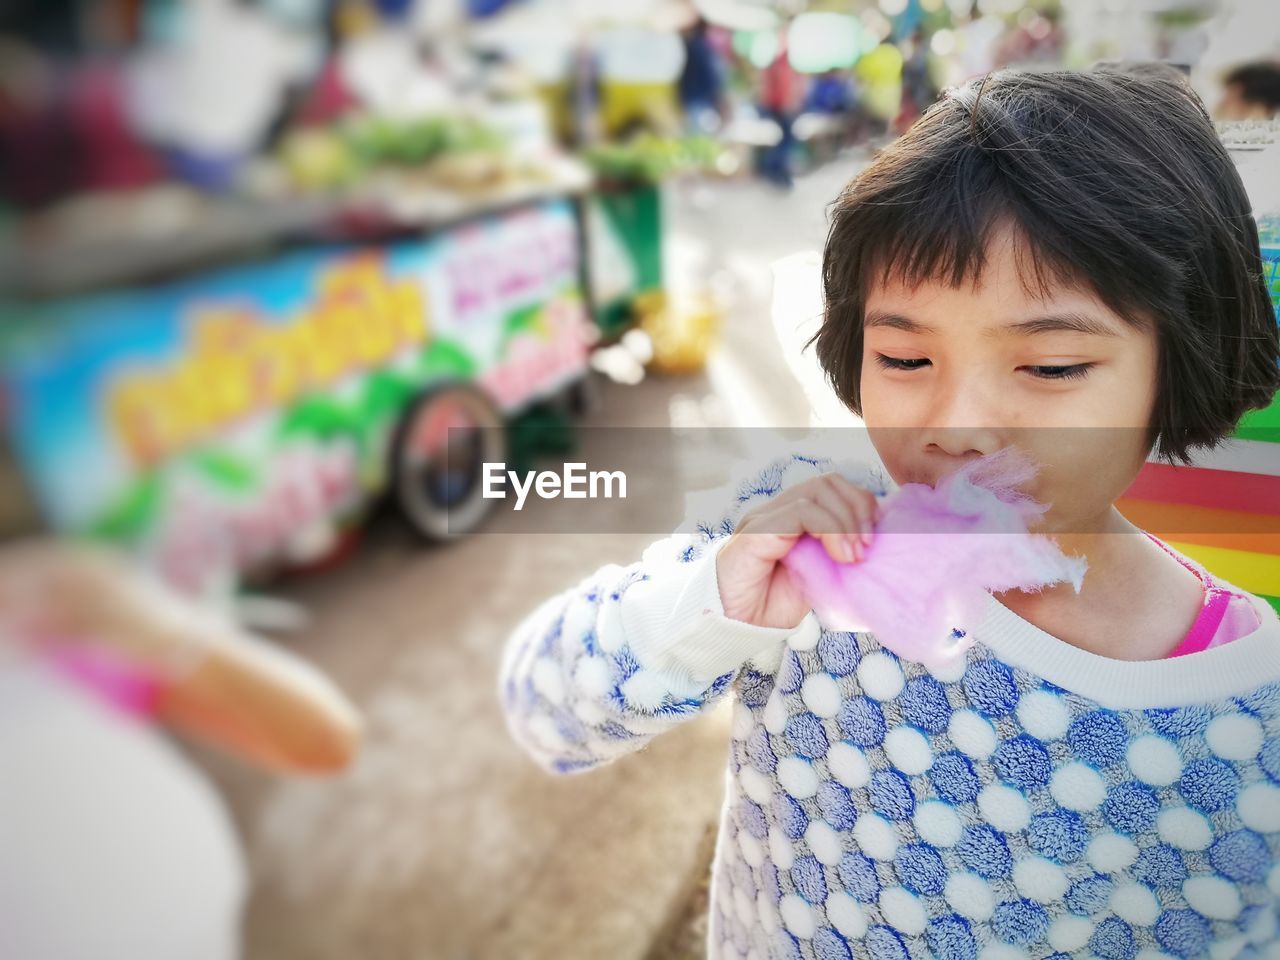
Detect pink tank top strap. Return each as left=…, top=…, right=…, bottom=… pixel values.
left=1143, top=532, right=1261, bottom=657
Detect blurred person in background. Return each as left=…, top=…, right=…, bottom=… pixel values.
left=757, top=21, right=804, bottom=190
left=0, top=539, right=361, bottom=960
left=894, top=28, right=934, bottom=136
left=567, top=32, right=603, bottom=148
left=0, top=0, right=315, bottom=204
left=853, top=41, right=906, bottom=139
left=678, top=14, right=726, bottom=135
left=804, top=68, right=864, bottom=147
left=805, top=68, right=855, bottom=117
left=1216, top=60, right=1280, bottom=120
left=0, top=35, right=164, bottom=208
left=127, top=0, right=314, bottom=192
left=276, top=0, right=363, bottom=131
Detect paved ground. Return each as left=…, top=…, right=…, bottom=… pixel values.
left=195, top=156, right=867, bottom=960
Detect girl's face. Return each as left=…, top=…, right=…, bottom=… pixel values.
left=860, top=228, right=1160, bottom=534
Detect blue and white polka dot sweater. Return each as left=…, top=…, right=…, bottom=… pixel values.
left=498, top=454, right=1280, bottom=960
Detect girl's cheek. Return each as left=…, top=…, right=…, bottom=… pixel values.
left=861, top=379, right=918, bottom=429
left=1032, top=439, right=1144, bottom=529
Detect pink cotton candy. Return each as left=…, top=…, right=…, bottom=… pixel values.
left=781, top=448, right=1087, bottom=670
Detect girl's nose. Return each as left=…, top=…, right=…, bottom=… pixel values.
left=919, top=379, right=1003, bottom=460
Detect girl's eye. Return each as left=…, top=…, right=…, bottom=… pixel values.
left=1024, top=363, right=1094, bottom=381
left=874, top=354, right=931, bottom=371
left=873, top=355, right=1094, bottom=381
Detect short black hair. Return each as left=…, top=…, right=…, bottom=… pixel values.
left=816, top=69, right=1279, bottom=463
left=1224, top=61, right=1280, bottom=112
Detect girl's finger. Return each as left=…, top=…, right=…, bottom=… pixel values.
left=819, top=532, right=858, bottom=563
left=820, top=475, right=881, bottom=549
left=792, top=500, right=856, bottom=562
left=733, top=498, right=809, bottom=543
left=807, top=481, right=865, bottom=561
left=735, top=499, right=853, bottom=562
left=809, top=479, right=860, bottom=532
left=746, top=494, right=846, bottom=534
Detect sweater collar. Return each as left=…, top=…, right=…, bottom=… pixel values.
left=974, top=589, right=1280, bottom=709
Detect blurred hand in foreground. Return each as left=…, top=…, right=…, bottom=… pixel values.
left=0, top=540, right=362, bottom=775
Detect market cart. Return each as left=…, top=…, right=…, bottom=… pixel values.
left=0, top=178, right=598, bottom=595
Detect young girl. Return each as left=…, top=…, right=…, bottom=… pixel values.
left=499, top=70, right=1280, bottom=960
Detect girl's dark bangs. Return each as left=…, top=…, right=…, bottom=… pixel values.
left=852, top=177, right=1094, bottom=305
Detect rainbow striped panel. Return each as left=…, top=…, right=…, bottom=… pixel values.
left=1118, top=434, right=1280, bottom=616
left=1121, top=240, right=1280, bottom=613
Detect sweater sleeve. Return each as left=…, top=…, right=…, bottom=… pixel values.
left=496, top=452, right=891, bottom=775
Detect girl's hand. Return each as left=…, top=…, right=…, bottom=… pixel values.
left=715, top=474, right=878, bottom=630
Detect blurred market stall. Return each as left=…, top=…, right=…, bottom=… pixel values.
left=0, top=0, right=739, bottom=601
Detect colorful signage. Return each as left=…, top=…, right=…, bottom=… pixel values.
left=1, top=199, right=591, bottom=591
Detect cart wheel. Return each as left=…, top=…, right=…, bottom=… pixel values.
left=392, top=384, right=507, bottom=542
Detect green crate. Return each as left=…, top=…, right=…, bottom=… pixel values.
left=588, top=183, right=665, bottom=340
left=1236, top=244, right=1280, bottom=442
